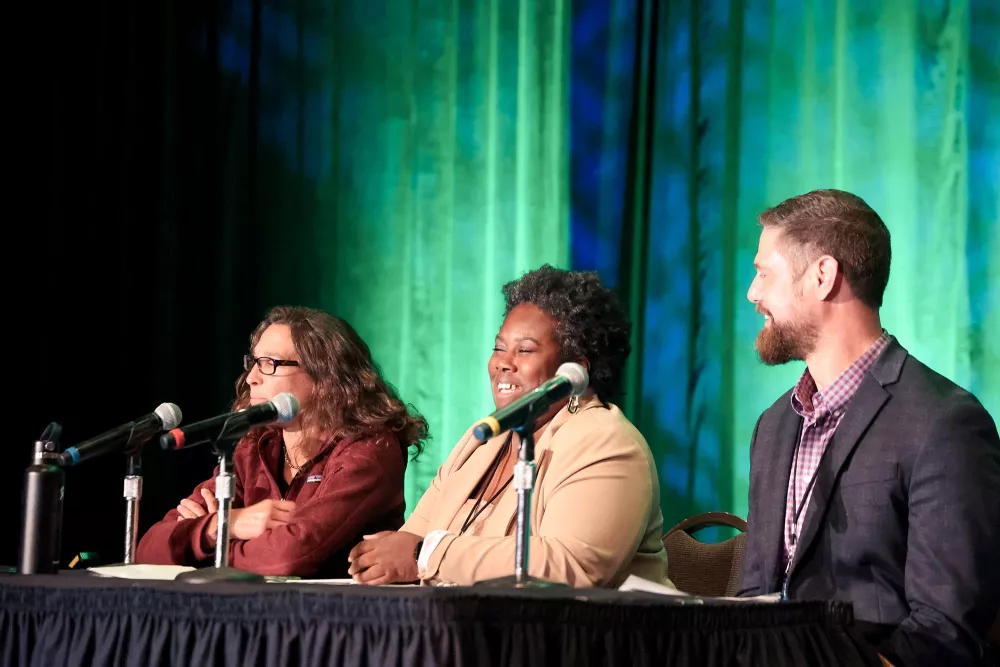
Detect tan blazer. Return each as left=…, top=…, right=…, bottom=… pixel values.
left=402, top=394, right=671, bottom=587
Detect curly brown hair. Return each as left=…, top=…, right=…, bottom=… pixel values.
left=233, top=306, right=428, bottom=455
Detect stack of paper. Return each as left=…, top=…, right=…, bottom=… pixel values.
left=88, top=564, right=195, bottom=580
left=617, top=575, right=780, bottom=603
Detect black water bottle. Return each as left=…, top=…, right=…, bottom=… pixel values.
left=19, top=424, right=65, bottom=575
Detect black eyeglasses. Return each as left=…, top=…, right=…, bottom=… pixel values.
left=243, top=354, right=301, bottom=376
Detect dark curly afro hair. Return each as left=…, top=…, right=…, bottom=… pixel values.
left=501, top=265, right=632, bottom=403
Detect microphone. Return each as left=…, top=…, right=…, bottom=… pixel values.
left=59, top=403, right=183, bottom=467
left=472, top=363, right=589, bottom=441
left=159, top=392, right=300, bottom=451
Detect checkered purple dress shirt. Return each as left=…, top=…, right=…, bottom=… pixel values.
left=782, top=332, right=891, bottom=568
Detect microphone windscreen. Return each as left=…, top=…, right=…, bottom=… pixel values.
left=271, top=393, right=300, bottom=423
left=155, top=402, right=183, bottom=430
left=556, top=363, right=589, bottom=395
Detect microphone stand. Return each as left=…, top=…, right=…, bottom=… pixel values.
left=476, top=420, right=565, bottom=589
left=122, top=453, right=142, bottom=564
left=176, top=437, right=263, bottom=583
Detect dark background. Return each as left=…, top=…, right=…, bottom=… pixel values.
left=9, top=2, right=270, bottom=568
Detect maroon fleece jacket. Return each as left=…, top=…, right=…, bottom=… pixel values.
left=136, top=428, right=406, bottom=577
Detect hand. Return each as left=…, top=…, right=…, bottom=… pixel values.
left=195, top=498, right=296, bottom=552
left=879, top=656, right=896, bottom=667
left=347, top=531, right=422, bottom=585
left=228, top=499, right=296, bottom=540
left=175, top=488, right=218, bottom=520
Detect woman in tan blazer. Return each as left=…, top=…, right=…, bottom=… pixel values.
left=348, top=265, right=670, bottom=587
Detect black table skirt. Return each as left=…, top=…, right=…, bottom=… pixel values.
left=0, top=573, right=881, bottom=667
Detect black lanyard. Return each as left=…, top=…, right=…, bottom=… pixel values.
left=782, top=417, right=828, bottom=599
left=460, top=433, right=514, bottom=535
left=788, top=448, right=820, bottom=547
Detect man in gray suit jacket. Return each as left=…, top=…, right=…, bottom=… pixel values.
left=736, top=189, right=1000, bottom=667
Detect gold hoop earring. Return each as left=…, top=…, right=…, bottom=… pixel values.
left=568, top=395, right=580, bottom=414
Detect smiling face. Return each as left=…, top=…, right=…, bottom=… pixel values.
left=746, top=227, right=819, bottom=365
left=489, top=303, right=565, bottom=419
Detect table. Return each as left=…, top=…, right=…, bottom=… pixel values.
left=0, top=573, right=881, bottom=667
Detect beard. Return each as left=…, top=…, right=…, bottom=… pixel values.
left=755, top=311, right=818, bottom=365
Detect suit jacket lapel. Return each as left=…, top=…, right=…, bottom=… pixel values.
left=788, top=342, right=904, bottom=578
left=761, top=405, right=803, bottom=592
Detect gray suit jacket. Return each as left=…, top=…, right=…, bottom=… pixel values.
left=737, top=338, right=1000, bottom=667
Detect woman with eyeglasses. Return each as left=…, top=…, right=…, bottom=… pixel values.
left=136, top=306, right=428, bottom=577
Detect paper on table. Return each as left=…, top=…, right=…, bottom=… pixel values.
left=617, top=575, right=779, bottom=603
left=265, top=578, right=420, bottom=587
left=265, top=578, right=357, bottom=585
left=88, top=564, right=195, bottom=580
left=618, top=574, right=697, bottom=598
left=714, top=592, right=781, bottom=603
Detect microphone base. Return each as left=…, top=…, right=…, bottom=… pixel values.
left=174, top=566, right=264, bottom=584
left=473, top=574, right=568, bottom=590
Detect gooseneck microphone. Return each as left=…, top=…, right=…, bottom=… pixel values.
left=59, top=403, right=183, bottom=467
left=159, top=393, right=300, bottom=450
left=472, top=363, right=589, bottom=441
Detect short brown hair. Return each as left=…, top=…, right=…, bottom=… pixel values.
left=759, top=189, right=891, bottom=309
left=234, top=306, right=429, bottom=455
